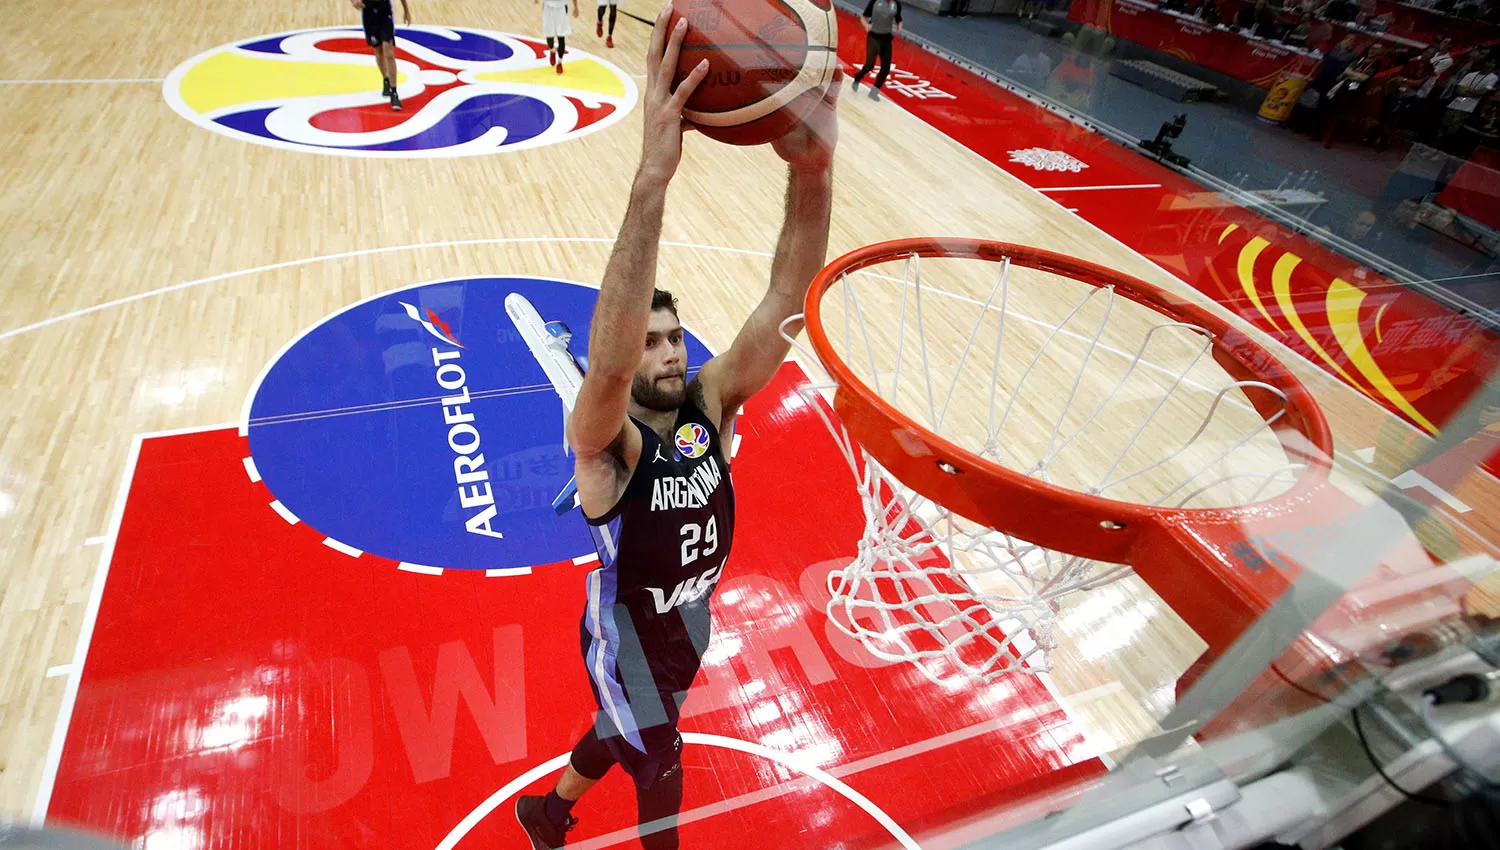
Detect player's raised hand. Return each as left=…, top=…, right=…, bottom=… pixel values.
left=772, top=70, right=841, bottom=173
left=639, top=5, right=709, bottom=184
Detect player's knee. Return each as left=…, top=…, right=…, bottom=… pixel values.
left=568, top=727, right=616, bottom=781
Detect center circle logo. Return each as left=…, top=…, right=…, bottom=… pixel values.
left=163, top=27, right=637, bottom=157
left=244, top=276, right=713, bottom=571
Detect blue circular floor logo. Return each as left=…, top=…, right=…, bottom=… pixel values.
left=244, top=276, right=712, bottom=572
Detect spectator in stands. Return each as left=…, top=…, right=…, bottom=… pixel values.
left=1323, top=43, right=1383, bottom=146
left=1320, top=0, right=1359, bottom=22
left=1381, top=47, right=1436, bottom=138
left=1315, top=34, right=1363, bottom=93
left=1442, top=57, right=1498, bottom=137
left=1342, top=209, right=1387, bottom=248
left=1304, top=13, right=1335, bottom=49
left=1420, top=38, right=1457, bottom=98
left=1254, top=0, right=1282, bottom=37
left=1008, top=45, right=1054, bottom=89
left=1287, top=12, right=1314, bottom=44
left=1236, top=4, right=1258, bottom=29
left=1048, top=35, right=1097, bottom=112
left=1199, top=0, right=1223, bottom=23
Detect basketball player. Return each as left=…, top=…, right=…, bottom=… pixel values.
left=349, top=0, right=411, bottom=110
left=597, top=0, right=619, bottom=48
left=539, top=0, right=581, bottom=73
left=851, top=0, right=903, bottom=100
left=514, top=7, right=838, bottom=850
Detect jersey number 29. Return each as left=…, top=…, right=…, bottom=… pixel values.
left=680, top=517, right=719, bottom=567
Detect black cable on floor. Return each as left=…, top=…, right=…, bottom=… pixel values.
left=1352, top=702, right=1453, bottom=807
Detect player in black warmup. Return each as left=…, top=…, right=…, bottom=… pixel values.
left=350, top=0, right=411, bottom=110
left=514, top=8, right=838, bottom=850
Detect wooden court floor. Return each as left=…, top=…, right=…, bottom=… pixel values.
left=3, top=0, right=1498, bottom=831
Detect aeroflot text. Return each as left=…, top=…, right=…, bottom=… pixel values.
left=432, top=347, right=504, bottom=540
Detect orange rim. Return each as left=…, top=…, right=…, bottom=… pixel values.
left=802, top=238, right=1335, bottom=544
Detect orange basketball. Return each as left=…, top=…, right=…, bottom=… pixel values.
left=669, top=0, right=839, bottom=146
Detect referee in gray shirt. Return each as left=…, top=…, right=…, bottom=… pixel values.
left=852, top=0, right=903, bottom=100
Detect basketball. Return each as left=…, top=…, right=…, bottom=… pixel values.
left=670, top=0, right=839, bottom=146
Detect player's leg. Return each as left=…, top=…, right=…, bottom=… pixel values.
left=608, top=4, right=618, bottom=43
left=597, top=0, right=605, bottom=37
left=382, top=42, right=402, bottom=110
left=632, top=732, right=686, bottom=850
left=871, top=34, right=894, bottom=96
left=363, top=5, right=388, bottom=95
left=377, top=43, right=394, bottom=87
left=546, top=36, right=557, bottom=64
left=852, top=33, right=880, bottom=88
left=516, top=722, right=616, bottom=848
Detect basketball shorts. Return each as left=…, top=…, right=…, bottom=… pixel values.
left=577, top=615, right=704, bottom=779
left=543, top=2, right=572, bottom=39
left=362, top=0, right=396, bottom=46
left=597, top=0, right=616, bottom=6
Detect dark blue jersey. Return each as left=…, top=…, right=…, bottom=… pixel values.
left=579, top=398, right=734, bottom=751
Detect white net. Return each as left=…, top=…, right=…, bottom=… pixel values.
left=788, top=247, right=1309, bottom=685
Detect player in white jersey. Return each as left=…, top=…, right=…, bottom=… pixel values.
left=597, top=0, right=619, bottom=48
left=539, top=0, right=580, bottom=73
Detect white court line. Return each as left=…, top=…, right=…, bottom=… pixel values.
left=31, top=433, right=144, bottom=825
left=1035, top=183, right=1163, bottom=193
left=572, top=553, right=600, bottom=565
left=321, top=538, right=362, bottom=557
left=484, top=567, right=532, bottom=577
left=32, top=425, right=282, bottom=825
left=398, top=562, right=444, bottom=575
left=82, top=536, right=107, bottom=547
left=0, top=78, right=164, bottom=84
left=0, top=238, right=773, bottom=344
left=242, top=457, right=261, bottom=483
left=44, top=666, right=73, bottom=679
left=268, top=500, right=300, bottom=525
left=435, top=733, right=922, bottom=850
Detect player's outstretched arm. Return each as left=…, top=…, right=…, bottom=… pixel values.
left=568, top=8, right=708, bottom=487
left=694, top=82, right=839, bottom=429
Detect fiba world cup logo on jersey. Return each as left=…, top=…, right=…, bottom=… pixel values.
left=675, top=423, right=711, bottom=459
left=162, top=27, right=637, bottom=157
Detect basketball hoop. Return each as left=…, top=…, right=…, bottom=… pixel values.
left=784, top=238, right=1350, bottom=684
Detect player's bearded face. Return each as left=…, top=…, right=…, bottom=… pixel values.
left=632, top=312, right=687, bottom=411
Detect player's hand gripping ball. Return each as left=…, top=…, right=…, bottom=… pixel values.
left=669, top=0, right=840, bottom=146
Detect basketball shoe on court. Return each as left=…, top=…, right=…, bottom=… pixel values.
left=516, top=796, right=576, bottom=849
left=597, top=19, right=603, bottom=36
left=606, top=36, right=613, bottom=48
